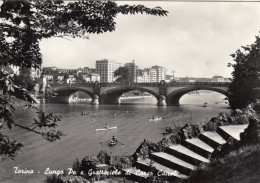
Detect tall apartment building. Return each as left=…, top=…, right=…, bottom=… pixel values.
left=96, top=59, right=123, bottom=82
left=124, top=60, right=137, bottom=83
left=151, top=65, right=167, bottom=82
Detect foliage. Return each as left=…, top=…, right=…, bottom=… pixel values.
left=114, top=66, right=130, bottom=83
left=45, top=175, right=65, bottom=183
left=97, top=150, right=112, bottom=164
left=72, top=158, right=82, bottom=176
left=0, top=0, right=167, bottom=159
left=13, top=67, right=35, bottom=92
left=80, top=155, right=99, bottom=179
left=240, top=116, right=260, bottom=145
left=184, top=145, right=260, bottom=183
left=228, top=35, right=260, bottom=109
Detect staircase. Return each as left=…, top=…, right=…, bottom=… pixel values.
left=123, top=124, right=248, bottom=182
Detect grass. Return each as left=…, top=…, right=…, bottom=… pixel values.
left=182, top=144, right=260, bottom=183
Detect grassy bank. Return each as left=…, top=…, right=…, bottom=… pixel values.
left=182, top=144, right=260, bottom=183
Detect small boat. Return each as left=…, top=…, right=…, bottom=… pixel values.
left=148, top=117, right=164, bottom=121
left=109, top=140, right=117, bottom=146
left=203, top=103, right=208, bottom=107
left=162, top=130, right=172, bottom=135
left=95, top=126, right=117, bottom=132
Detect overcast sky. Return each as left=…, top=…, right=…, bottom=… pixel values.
left=40, top=1, right=260, bottom=77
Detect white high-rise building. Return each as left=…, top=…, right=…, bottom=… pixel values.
left=96, top=59, right=123, bottom=82
left=151, top=65, right=167, bottom=82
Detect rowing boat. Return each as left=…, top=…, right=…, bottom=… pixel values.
left=148, top=117, right=164, bottom=121
left=162, top=130, right=172, bottom=135
left=109, top=140, right=117, bottom=146
left=95, top=126, right=117, bottom=131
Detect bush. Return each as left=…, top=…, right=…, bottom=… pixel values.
left=240, top=116, right=260, bottom=145
left=45, top=175, right=65, bottom=183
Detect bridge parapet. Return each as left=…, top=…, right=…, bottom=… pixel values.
left=167, top=82, right=231, bottom=87
left=53, top=82, right=231, bottom=88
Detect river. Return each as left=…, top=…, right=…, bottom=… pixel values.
left=0, top=92, right=229, bottom=183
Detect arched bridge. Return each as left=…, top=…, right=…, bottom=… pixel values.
left=50, top=81, right=230, bottom=106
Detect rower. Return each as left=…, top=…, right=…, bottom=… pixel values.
left=105, top=124, right=108, bottom=129
left=112, top=136, right=117, bottom=142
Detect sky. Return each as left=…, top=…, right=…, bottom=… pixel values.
left=40, top=1, right=260, bottom=78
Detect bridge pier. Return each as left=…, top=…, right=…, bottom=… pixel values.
left=157, top=95, right=167, bottom=106
left=91, top=95, right=99, bottom=105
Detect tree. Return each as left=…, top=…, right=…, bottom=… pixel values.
left=0, top=0, right=168, bottom=159
left=114, top=66, right=130, bottom=83
left=13, top=67, right=35, bottom=92
left=228, top=35, right=260, bottom=109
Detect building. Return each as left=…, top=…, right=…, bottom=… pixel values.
left=78, top=67, right=96, bottom=74
left=57, top=75, right=64, bottom=82
left=43, top=66, right=57, bottom=71
left=43, top=74, right=54, bottom=80
left=175, top=77, right=211, bottom=83
left=136, top=68, right=157, bottom=83
left=151, top=65, right=167, bottom=82
left=31, top=67, right=41, bottom=80
left=96, top=59, right=123, bottom=82
left=165, top=75, right=174, bottom=83
left=66, top=75, right=76, bottom=84
left=224, top=78, right=232, bottom=82
left=124, top=60, right=137, bottom=83
left=57, top=68, right=77, bottom=74
left=211, top=76, right=225, bottom=82
left=150, top=68, right=157, bottom=82
left=82, top=73, right=100, bottom=83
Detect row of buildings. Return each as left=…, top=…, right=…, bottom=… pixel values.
left=3, top=60, right=231, bottom=84
left=96, top=59, right=167, bottom=83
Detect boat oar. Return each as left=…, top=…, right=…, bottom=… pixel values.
left=100, top=140, right=110, bottom=144
left=117, top=141, right=124, bottom=145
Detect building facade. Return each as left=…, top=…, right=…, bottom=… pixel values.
left=124, top=60, right=137, bottom=83
left=136, top=68, right=157, bottom=83
left=151, top=65, right=167, bottom=82
left=96, top=59, right=123, bottom=82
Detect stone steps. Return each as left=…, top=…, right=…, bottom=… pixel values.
left=217, top=124, right=248, bottom=141
left=123, top=124, right=249, bottom=182
left=136, top=158, right=189, bottom=179
left=183, top=138, right=214, bottom=158
left=199, top=131, right=226, bottom=148
left=151, top=152, right=195, bottom=175
left=165, top=144, right=210, bottom=166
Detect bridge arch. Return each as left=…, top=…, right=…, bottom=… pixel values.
left=167, top=87, right=229, bottom=106
left=99, top=86, right=160, bottom=104
left=51, top=86, right=94, bottom=103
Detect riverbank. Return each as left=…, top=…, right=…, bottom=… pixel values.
left=45, top=106, right=260, bottom=183
left=120, top=95, right=152, bottom=100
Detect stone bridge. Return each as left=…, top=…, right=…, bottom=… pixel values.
left=50, top=81, right=230, bottom=106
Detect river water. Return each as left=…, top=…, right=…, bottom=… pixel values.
left=0, top=92, right=229, bottom=183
